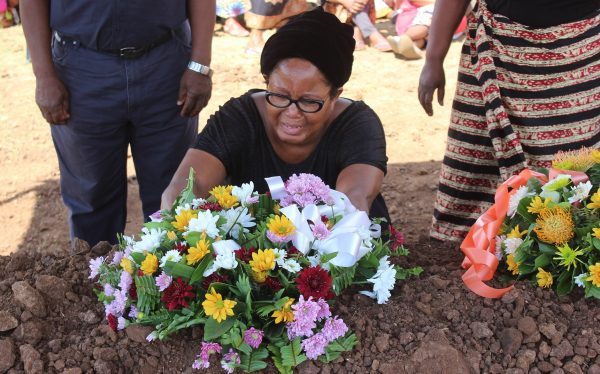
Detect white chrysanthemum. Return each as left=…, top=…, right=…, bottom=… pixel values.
left=273, top=248, right=287, bottom=267
left=146, top=331, right=158, bottom=342
left=191, top=198, right=207, bottom=209
left=132, top=228, right=165, bottom=253
left=232, top=182, right=256, bottom=206
left=508, top=186, right=534, bottom=217
left=219, top=207, right=255, bottom=239
left=159, top=249, right=182, bottom=268
left=175, top=203, right=193, bottom=215
left=574, top=273, right=588, bottom=288
left=359, top=256, right=396, bottom=304
left=203, top=250, right=238, bottom=276
left=122, top=235, right=135, bottom=246
left=568, top=181, right=593, bottom=204
left=495, top=235, right=506, bottom=261
left=186, top=210, right=221, bottom=238
left=502, top=237, right=523, bottom=256
left=281, top=259, right=301, bottom=272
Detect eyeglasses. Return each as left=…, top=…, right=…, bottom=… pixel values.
left=265, top=91, right=326, bottom=113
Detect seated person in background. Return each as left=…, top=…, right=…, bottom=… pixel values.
left=323, top=0, right=392, bottom=52
left=162, top=8, right=390, bottom=223
left=387, top=0, right=435, bottom=59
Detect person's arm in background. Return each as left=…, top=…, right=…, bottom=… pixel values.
left=20, top=0, right=70, bottom=125
left=161, top=149, right=227, bottom=209
left=417, top=0, right=469, bottom=116
left=326, top=0, right=369, bottom=14
left=336, top=164, right=384, bottom=212
left=178, top=0, right=216, bottom=117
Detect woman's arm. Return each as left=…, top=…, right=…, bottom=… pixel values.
left=161, top=149, right=227, bottom=209
left=418, top=0, right=470, bottom=116
left=335, top=164, right=384, bottom=212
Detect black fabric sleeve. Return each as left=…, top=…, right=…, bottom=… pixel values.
left=192, top=94, right=256, bottom=173
left=334, top=102, right=388, bottom=175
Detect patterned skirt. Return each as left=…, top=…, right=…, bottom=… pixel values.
left=244, top=0, right=308, bottom=30
left=432, top=1, right=600, bottom=242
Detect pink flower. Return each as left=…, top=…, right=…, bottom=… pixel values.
left=310, top=221, right=330, bottom=240
left=89, top=256, right=104, bottom=279
left=301, top=332, right=328, bottom=359
left=155, top=272, right=173, bottom=292
left=193, top=341, right=222, bottom=369
left=321, top=316, right=348, bottom=342
left=267, top=230, right=291, bottom=244
left=243, top=327, right=264, bottom=349
left=315, top=298, right=331, bottom=321
left=281, top=174, right=332, bottom=207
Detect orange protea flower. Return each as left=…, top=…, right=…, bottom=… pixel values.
left=533, top=206, right=574, bottom=245
left=552, top=147, right=594, bottom=171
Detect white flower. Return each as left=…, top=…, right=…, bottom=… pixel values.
left=146, top=331, right=158, bottom=342
left=219, top=207, right=256, bottom=239
left=502, top=237, right=523, bottom=256
left=370, top=223, right=382, bottom=239
left=273, top=248, right=287, bottom=267
left=281, top=259, right=301, bottom=272
left=307, top=253, right=331, bottom=271
left=186, top=210, right=221, bottom=238
left=359, top=256, right=396, bottom=304
left=191, top=198, right=207, bottom=209
left=232, top=182, right=256, bottom=206
left=574, top=273, right=588, bottom=288
left=122, top=235, right=135, bottom=246
left=540, top=174, right=571, bottom=203
left=132, top=228, right=166, bottom=253
left=495, top=235, right=506, bottom=261
left=508, top=186, right=534, bottom=217
left=175, top=203, right=193, bottom=215
left=117, top=317, right=127, bottom=330
left=203, top=250, right=238, bottom=276
left=568, top=181, right=592, bottom=204
left=159, top=249, right=182, bottom=268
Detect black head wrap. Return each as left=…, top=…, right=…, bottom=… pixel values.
left=260, top=7, right=355, bottom=89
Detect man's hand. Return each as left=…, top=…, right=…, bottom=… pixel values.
left=35, top=74, right=70, bottom=124
left=418, top=59, right=445, bottom=116
left=177, top=70, right=212, bottom=117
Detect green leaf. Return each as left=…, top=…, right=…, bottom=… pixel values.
left=134, top=275, right=161, bottom=315
left=516, top=196, right=537, bottom=222
left=184, top=232, right=202, bottom=247
left=238, top=347, right=269, bottom=372
left=319, top=251, right=338, bottom=264
left=585, top=285, right=600, bottom=299
left=130, top=252, right=145, bottom=265
left=592, top=237, right=600, bottom=251
left=163, top=261, right=194, bottom=280
left=534, top=254, right=551, bottom=268
left=556, top=273, right=574, bottom=296
left=189, top=254, right=213, bottom=285
left=280, top=338, right=307, bottom=368
left=172, top=168, right=196, bottom=209
left=203, top=316, right=235, bottom=341
left=537, top=242, right=557, bottom=256
left=321, top=333, right=357, bottom=363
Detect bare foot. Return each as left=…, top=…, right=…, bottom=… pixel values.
left=223, top=18, right=250, bottom=37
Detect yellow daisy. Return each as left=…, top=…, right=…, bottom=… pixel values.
left=266, top=215, right=295, bottom=237
left=187, top=234, right=210, bottom=265
left=202, top=288, right=237, bottom=323
left=506, top=254, right=520, bottom=275
left=527, top=196, right=551, bottom=214
left=272, top=298, right=295, bottom=324
left=120, top=258, right=134, bottom=275
left=252, top=270, right=268, bottom=283
left=507, top=225, right=527, bottom=239
left=249, top=249, right=276, bottom=273
left=215, top=193, right=239, bottom=209
left=593, top=227, right=600, bottom=240
left=140, top=253, right=158, bottom=275
left=592, top=149, right=600, bottom=164
left=587, top=190, right=600, bottom=210
left=533, top=207, right=574, bottom=245
left=172, top=209, right=197, bottom=232
left=209, top=185, right=233, bottom=198
left=586, top=263, right=600, bottom=287
left=536, top=268, right=553, bottom=288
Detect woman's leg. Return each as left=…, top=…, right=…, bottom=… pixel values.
left=353, top=10, right=391, bottom=51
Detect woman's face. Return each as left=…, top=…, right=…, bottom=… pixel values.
left=264, top=58, right=340, bottom=148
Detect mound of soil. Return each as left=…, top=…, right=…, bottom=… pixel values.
left=1, top=237, right=599, bottom=374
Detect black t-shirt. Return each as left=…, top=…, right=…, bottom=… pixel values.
left=193, top=89, right=390, bottom=222
left=485, top=0, right=600, bottom=28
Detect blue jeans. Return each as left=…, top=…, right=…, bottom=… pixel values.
left=50, top=25, right=198, bottom=245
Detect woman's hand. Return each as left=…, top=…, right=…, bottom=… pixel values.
left=418, top=59, right=445, bottom=116
left=340, top=0, right=368, bottom=14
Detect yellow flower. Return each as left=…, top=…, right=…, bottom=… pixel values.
left=167, top=231, right=178, bottom=241
left=187, top=234, right=210, bottom=265
left=249, top=249, right=276, bottom=273
left=140, top=254, right=158, bottom=275
left=506, top=254, right=520, bottom=275
left=209, top=185, right=233, bottom=198
left=593, top=227, right=600, bottom=240
left=120, top=258, right=134, bottom=275
left=272, top=298, right=295, bottom=324
left=266, top=215, right=296, bottom=237
left=215, top=193, right=239, bottom=209
left=202, top=288, right=237, bottom=323
left=527, top=196, right=551, bottom=214
left=507, top=225, right=527, bottom=239
left=587, top=190, right=600, bottom=209
left=533, top=207, right=574, bottom=245
left=552, top=147, right=594, bottom=171
left=592, top=149, right=600, bottom=163
left=252, top=270, right=268, bottom=283
left=172, top=209, right=197, bottom=232
left=553, top=243, right=584, bottom=271
left=586, top=263, right=600, bottom=287
left=536, top=268, right=553, bottom=288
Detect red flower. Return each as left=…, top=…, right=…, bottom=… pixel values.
left=202, top=273, right=230, bottom=290
left=235, top=246, right=256, bottom=262
left=320, top=216, right=329, bottom=224
left=174, top=241, right=189, bottom=254
left=263, top=276, right=282, bottom=291
left=129, top=283, right=138, bottom=301
left=389, top=226, right=405, bottom=251
left=287, top=246, right=301, bottom=257
left=296, top=266, right=333, bottom=300
left=106, top=314, right=117, bottom=331
left=161, top=277, right=196, bottom=311
left=137, top=270, right=144, bottom=277
left=198, top=202, right=222, bottom=211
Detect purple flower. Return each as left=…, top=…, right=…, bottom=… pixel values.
left=281, top=174, right=332, bottom=208
left=155, top=272, right=173, bottom=292
left=103, top=284, right=115, bottom=297
left=149, top=210, right=163, bottom=222
left=200, top=341, right=222, bottom=361
left=111, top=251, right=124, bottom=265
left=267, top=230, right=291, bottom=244
left=321, top=316, right=348, bottom=342
left=286, top=296, right=320, bottom=339
left=301, top=332, right=328, bottom=359
left=221, top=349, right=241, bottom=374
left=105, top=290, right=127, bottom=317
left=315, top=298, right=331, bottom=321
left=128, top=305, right=138, bottom=319
left=243, top=327, right=264, bottom=349
left=119, top=271, right=133, bottom=293
left=310, top=221, right=330, bottom=240
left=117, top=316, right=127, bottom=330
left=89, top=256, right=105, bottom=279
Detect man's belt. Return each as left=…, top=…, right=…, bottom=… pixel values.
left=54, top=30, right=173, bottom=59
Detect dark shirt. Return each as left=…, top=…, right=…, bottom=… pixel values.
left=50, top=0, right=187, bottom=51
left=485, top=0, right=600, bottom=28
left=193, top=89, right=390, bottom=221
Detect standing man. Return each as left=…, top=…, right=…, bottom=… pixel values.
left=21, top=0, right=215, bottom=247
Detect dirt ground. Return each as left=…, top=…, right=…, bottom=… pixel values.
left=1, top=22, right=599, bottom=374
